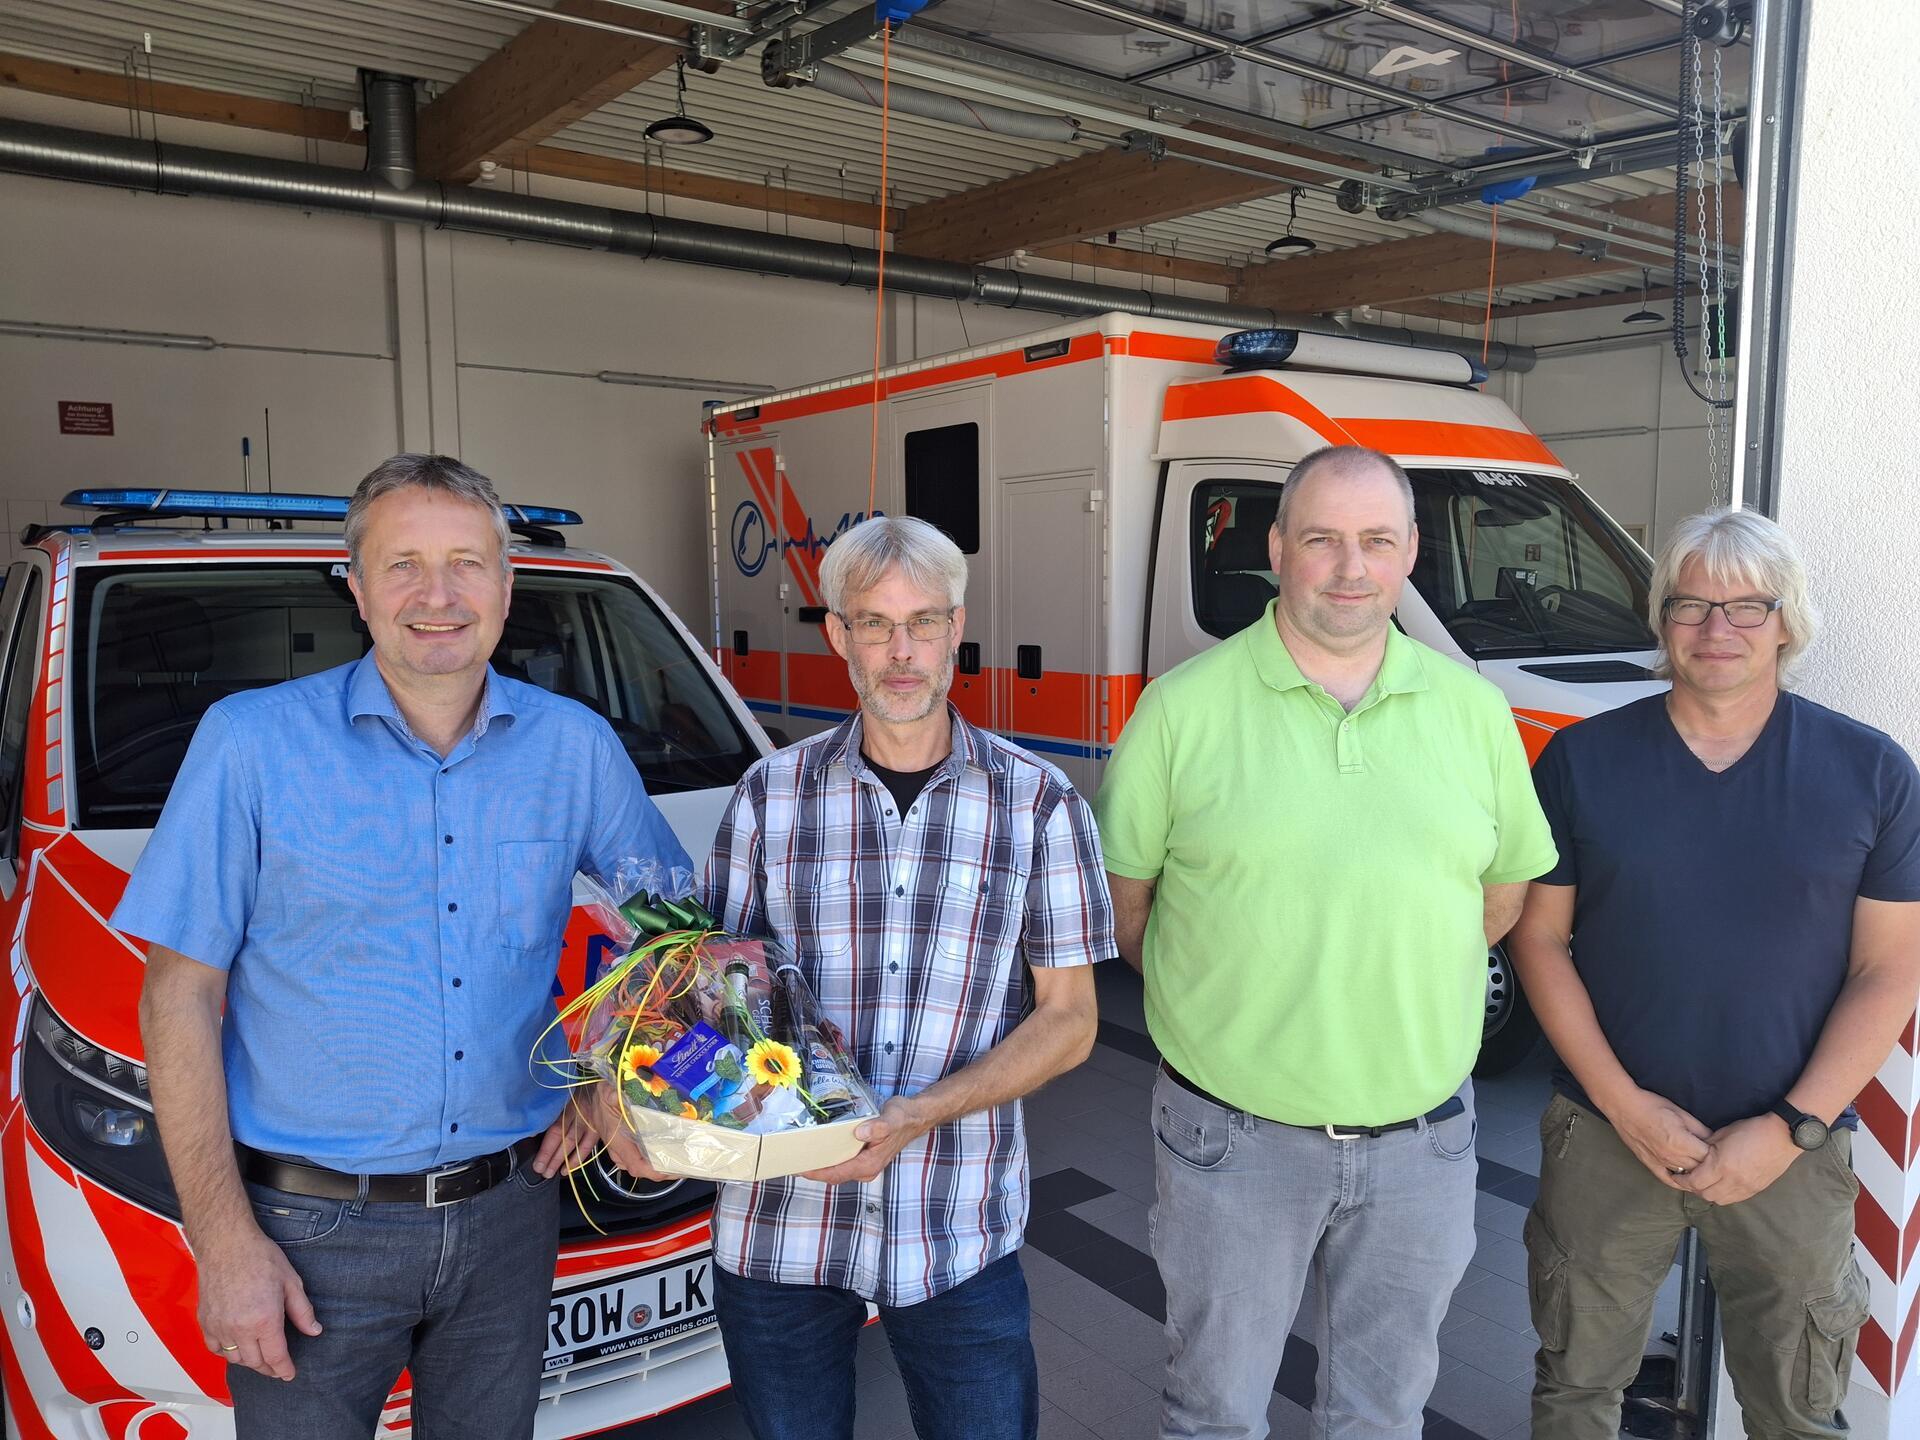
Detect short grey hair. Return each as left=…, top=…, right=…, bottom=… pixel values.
left=1275, top=445, right=1416, bottom=538
left=819, top=516, right=967, bottom=613
left=1649, top=507, right=1818, bottom=683
left=344, top=453, right=511, bottom=573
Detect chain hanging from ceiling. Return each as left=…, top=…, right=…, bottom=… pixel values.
left=1675, top=0, right=1738, bottom=506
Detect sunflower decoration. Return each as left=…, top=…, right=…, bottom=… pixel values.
left=745, top=1038, right=803, bottom=1089
left=618, top=1042, right=663, bottom=1083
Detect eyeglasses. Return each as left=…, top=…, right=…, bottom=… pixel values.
left=1661, top=597, right=1784, bottom=628
left=836, top=611, right=955, bottom=645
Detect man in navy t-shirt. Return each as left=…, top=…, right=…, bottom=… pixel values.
left=1509, top=508, right=1920, bottom=1440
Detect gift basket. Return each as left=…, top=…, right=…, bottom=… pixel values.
left=537, top=861, right=880, bottom=1184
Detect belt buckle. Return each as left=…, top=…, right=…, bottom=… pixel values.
left=1324, top=1124, right=1360, bottom=1141
left=424, top=1162, right=473, bottom=1207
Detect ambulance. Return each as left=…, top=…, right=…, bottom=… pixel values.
left=0, top=492, right=769, bottom=1438
left=705, top=314, right=1670, bottom=1073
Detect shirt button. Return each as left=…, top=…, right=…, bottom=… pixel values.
left=865, top=1202, right=880, bottom=1215
left=450, top=1123, right=459, bottom=1133
left=454, top=1050, right=464, bottom=1061
left=885, top=808, right=894, bottom=817
left=888, top=962, right=899, bottom=973
left=894, top=885, right=904, bottom=897
left=883, top=1041, right=895, bottom=1054
left=444, top=834, right=454, bottom=845
left=452, top=978, right=463, bottom=988
left=447, top=902, right=458, bottom=913
left=440, top=767, right=450, bottom=775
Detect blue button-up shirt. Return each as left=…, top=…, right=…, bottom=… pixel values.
left=113, top=654, right=690, bottom=1173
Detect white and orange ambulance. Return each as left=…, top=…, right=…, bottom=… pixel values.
left=705, top=314, right=1669, bottom=1072
left=0, top=492, right=767, bottom=1439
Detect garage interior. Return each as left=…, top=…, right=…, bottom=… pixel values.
left=2, top=1, right=1915, bottom=1438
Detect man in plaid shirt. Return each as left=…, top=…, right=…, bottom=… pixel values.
left=695, top=515, right=1110, bottom=1440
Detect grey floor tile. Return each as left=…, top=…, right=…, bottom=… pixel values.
left=1438, top=1311, right=1541, bottom=1385
left=1072, top=1293, right=1169, bottom=1373
left=1071, top=1190, right=1152, bottom=1252
left=1030, top=1314, right=1099, bottom=1376
left=1473, top=1229, right=1531, bottom=1285
left=1450, top=1271, right=1536, bottom=1332
left=1019, top=1246, right=1076, bottom=1292
left=855, top=1316, right=900, bottom=1375
left=1493, top=1422, right=1534, bottom=1440
left=1423, top=1364, right=1532, bottom=1438
left=1029, top=1264, right=1153, bottom=1340
left=1092, top=1398, right=1164, bottom=1439
left=1036, top=1400, right=1099, bottom=1440
left=1474, top=1191, right=1529, bottom=1241
left=1044, top=1354, right=1160, bottom=1427
left=1475, top=1128, right=1545, bottom=1175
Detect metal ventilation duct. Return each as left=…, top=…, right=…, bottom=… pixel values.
left=0, top=115, right=1535, bottom=372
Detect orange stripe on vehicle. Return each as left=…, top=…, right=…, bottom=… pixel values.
left=724, top=648, right=781, bottom=705
left=1511, top=708, right=1582, bottom=765
left=553, top=1218, right=715, bottom=1281
left=1124, top=333, right=1219, bottom=363
left=513, top=557, right=614, bottom=572
left=1162, top=375, right=1354, bottom=443
left=1338, top=418, right=1560, bottom=467
left=28, top=859, right=147, bottom=1061
left=1101, top=673, right=1147, bottom=743
left=5, top=1119, right=126, bottom=1405
left=787, top=652, right=857, bottom=712
left=710, top=333, right=1106, bottom=433
left=949, top=671, right=990, bottom=728
left=1003, top=669, right=1092, bottom=745
left=94, top=548, right=346, bottom=561
left=77, top=1173, right=229, bottom=1400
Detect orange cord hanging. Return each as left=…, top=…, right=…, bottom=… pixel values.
left=1481, top=0, right=1522, bottom=367
left=866, top=23, right=893, bottom=516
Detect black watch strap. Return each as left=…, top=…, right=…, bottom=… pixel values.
left=1771, top=1100, right=1829, bottom=1150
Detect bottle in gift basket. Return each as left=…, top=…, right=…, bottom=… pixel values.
left=775, top=964, right=860, bottom=1119
left=719, top=961, right=756, bottom=1052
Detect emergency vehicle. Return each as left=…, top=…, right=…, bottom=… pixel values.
left=706, top=314, right=1669, bottom=1073
left=0, top=490, right=769, bottom=1438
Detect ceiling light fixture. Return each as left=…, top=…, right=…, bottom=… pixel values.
left=1264, top=188, right=1316, bottom=257
left=1623, top=268, right=1665, bottom=325
left=646, top=57, right=713, bottom=145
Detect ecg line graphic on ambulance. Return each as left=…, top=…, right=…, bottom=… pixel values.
left=731, top=449, right=882, bottom=592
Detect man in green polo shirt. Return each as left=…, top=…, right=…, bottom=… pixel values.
left=1096, top=445, right=1556, bottom=1440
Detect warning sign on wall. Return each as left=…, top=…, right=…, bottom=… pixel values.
left=58, top=401, right=114, bottom=436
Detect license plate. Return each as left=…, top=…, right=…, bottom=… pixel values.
left=543, top=1253, right=716, bottom=1373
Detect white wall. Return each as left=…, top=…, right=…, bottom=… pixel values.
left=0, top=88, right=1144, bottom=624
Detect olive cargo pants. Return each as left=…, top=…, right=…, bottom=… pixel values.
left=1525, top=1092, right=1870, bottom=1440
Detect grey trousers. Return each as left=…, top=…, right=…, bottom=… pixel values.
left=1149, top=1070, right=1480, bottom=1440
left=1527, top=1092, right=1871, bottom=1440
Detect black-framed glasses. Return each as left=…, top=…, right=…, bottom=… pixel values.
left=1661, top=597, right=1784, bottom=628
left=836, top=611, right=955, bottom=645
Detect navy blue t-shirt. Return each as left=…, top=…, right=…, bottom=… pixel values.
left=1533, top=692, right=1920, bottom=1131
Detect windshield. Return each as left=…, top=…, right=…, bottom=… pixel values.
left=1409, top=468, right=1655, bottom=658
left=70, top=563, right=759, bottom=828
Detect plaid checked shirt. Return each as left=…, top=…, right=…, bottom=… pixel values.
left=702, top=707, right=1113, bottom=1307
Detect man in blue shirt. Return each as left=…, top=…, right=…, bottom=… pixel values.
left=1509, top=508, right=1920, bottom=1439
left=119, top=454, right=689, bottom=1440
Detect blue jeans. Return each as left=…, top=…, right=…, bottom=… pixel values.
left=226, top=1160, right=562, bottom=1440
left=713, top=1251, right=1039, bottom=1440
left=1152, top=1071, right=1480, bottom=1440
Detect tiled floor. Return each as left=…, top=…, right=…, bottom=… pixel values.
left=617, top=964, right=1677, bottom=1439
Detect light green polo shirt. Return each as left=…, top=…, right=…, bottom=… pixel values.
left=1094, top=601, right=1556, bottom=1126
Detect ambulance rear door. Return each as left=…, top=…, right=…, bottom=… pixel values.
left=712, top=424, right=789, bottom=732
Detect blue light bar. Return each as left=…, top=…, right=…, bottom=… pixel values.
left=1215, top=329, right=1301, bottom=370
left=62, top=489, right=581, bottom=526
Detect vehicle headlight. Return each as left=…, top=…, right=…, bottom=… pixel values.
left=22, top=995, right=179, bottom=1219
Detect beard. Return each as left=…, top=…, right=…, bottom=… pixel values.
left=850, top=650, right=954, bottom=725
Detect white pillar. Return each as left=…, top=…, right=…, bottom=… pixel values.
left=1772, top=2, right=1920, bottom=1433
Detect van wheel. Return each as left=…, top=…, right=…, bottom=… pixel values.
left=1475, top=941, right=1541, bottom=1076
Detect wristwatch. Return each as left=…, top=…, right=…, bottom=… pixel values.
left=1771, top=1100, right=1831, bottom=1152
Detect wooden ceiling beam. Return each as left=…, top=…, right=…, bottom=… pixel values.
left=1232, top=193, right=1737, bottom=312
left=416, top=0, right=720, bottom=184
left=892, top=148, right=1289, bottom=264
left=0, top=53, right=893, bottom=234
left=1029, top=240, right=1241, bottom=288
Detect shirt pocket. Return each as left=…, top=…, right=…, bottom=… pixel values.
left=767, top=860, right=856, bottom=962
left=921, top=880, right=1024, bottom=1046
left=496, top=839, right=574, bottom=952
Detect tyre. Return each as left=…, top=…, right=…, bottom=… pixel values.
left=1475, top=940, right=1542, bottom=1076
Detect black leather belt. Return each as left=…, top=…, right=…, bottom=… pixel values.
left=238, top=1136, right=542, bottom=1207
left=1161, top=1062, right=1465, bottom=1138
